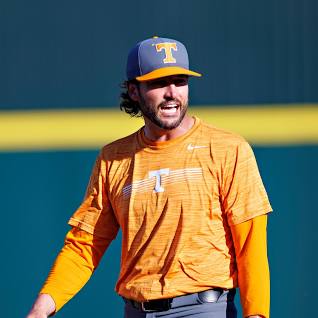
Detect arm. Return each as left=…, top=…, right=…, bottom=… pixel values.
left=26, top=227, right=112, bottom=317
left=231, top=214, right=270, bottom=318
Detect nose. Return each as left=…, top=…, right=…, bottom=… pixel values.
left=164, top=84, right=178, bottom=100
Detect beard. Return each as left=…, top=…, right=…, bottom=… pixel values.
left=138, top=97, right=189, bottom=130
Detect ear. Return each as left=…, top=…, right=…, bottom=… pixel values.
left=128, top=82, right=140, bottom=102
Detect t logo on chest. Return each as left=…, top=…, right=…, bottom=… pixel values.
left=149, top=168, right=170, bottom=193
left=121, top=167, right=203, bottom=198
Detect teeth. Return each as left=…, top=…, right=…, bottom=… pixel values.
left=161, top=107, right=177, bottom=114
left=161, top=103, right=177, bottom=109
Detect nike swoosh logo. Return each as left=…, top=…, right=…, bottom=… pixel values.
left=187, top=144, right=208, bottom=151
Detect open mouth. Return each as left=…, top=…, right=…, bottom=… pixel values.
left=159, top=102, right=180, bottom=115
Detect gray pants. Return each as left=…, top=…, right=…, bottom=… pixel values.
left=124, top=289, right=237, bottom=318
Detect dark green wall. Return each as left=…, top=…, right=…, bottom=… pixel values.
left=1, top=0, right=318, bottom=110
left=1, top=145, right=318, bottom=317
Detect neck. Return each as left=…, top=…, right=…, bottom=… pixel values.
left=143, top=115, right=195, bottom=142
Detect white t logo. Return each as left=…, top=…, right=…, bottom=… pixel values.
left=149, top=168, right=170, bottom=193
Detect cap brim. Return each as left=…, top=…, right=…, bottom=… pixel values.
left=135, top=66, right=202, bottom=82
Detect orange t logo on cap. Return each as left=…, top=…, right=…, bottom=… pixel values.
left=155, top=42, right=177, bottom=63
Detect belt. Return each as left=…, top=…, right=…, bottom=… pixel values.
left=124, top=288, right=235, bottom=312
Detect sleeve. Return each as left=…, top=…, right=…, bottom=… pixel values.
left=68, top=153, right=120, bottom=239
left=222, top=140, right=272, bottom=225
left=230, top=214, right=270, bottom=318
left=40, top=227, right=112, bottom=313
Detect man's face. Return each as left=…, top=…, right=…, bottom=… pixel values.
left=131, top=75, right=189, bottom=130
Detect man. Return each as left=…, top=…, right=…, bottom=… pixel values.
left=27, top=36, right=272, bottom=318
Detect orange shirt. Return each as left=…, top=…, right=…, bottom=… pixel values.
left=68, top=117, right=272, bottom=301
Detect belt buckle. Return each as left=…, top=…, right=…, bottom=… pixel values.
left=197, top=288, right=223, bottom=303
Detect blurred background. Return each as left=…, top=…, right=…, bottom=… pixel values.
left=1, top=0, right=317, bottom=317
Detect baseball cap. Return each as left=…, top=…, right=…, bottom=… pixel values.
left=126, top=36, right=202, bottom=81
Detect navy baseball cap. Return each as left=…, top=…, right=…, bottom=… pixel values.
left=126, top=36, right=202, bottom=81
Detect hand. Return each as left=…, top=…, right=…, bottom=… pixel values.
left=26, top=310, right=48, bottom=318
left=26, top=294, right=56, bottom=318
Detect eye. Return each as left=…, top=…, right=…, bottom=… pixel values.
left=174, top=78, right=188, bottom=86
left=146, top=79, right=166, bottom=89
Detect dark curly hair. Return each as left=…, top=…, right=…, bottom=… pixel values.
left=119, top=80, right=142, bottom=117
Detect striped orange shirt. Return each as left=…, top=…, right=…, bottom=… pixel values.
left=69, top=116, right=272, bottom=301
